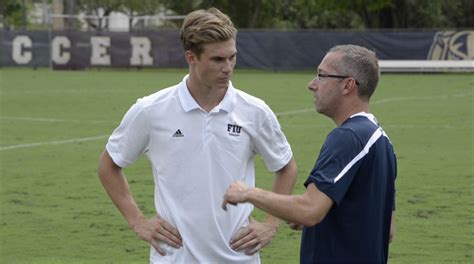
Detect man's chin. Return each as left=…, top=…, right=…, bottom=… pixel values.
left=216, top=81, right=229, bottom=89
left=315, top=106, right=324, bottom=114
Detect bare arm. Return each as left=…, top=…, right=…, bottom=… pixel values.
left=223, top=181, right=333, bottom=227
left=390, top=210, right=396, bottom=243
left=264, top=157, right=298, bottom=227
left=228, top=158, right=298, bottom=254
left=97, top=150, right=182, bottom=255
left=98, top=150, right=144, bottom=227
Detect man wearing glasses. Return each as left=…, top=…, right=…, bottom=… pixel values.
left=222, top=44, right=397, bottom=263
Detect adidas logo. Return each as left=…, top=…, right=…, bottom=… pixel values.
left=172, top=129, right=184, bottom=137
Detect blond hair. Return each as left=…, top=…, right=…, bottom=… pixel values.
left=180, top=7, right=237, bottom=57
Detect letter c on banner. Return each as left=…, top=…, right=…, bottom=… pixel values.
left=52, top=36, right=71, bottom=65
left=12, top=35, right=32, bottom=65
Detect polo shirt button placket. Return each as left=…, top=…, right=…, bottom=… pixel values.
left=204, top=114, right=212, bottom=142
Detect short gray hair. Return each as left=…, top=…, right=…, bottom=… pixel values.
left=329, top=44, right=380, bottom=100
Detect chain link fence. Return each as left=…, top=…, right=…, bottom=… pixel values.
left=1, top=2, right=184, bottom=32
left=49, top=14, right=185, bottom=32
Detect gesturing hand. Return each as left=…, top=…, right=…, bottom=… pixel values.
left=222, top=181, right=249, bottom=210
left=131, top=215, right=182, bottom=256
left=229, top=218, right=278, bottom=255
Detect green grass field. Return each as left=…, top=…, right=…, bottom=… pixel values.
left=0, top=68, right=473, bottom=263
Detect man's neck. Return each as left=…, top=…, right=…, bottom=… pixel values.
left=333, top=104, right=369, bottom=127
left=186, top=77, right=227, bottom=112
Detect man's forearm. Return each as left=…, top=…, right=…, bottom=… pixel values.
left=245, top=183, right=332, bottom=227
left=247, top=188, right=307, bottom=225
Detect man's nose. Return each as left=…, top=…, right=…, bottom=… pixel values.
left=308, top=78, right=317, bottom=91
left=222, top=60, right=233, bottom=73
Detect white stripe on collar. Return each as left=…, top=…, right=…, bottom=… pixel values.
left=350, top=112, right=378, bottom=126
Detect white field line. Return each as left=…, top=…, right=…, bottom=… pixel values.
left=276, top=92, right=473, bottom=116
left=1, top=91, right=472, bottom=151
left=371, top=92, right=473, bottom=105
left=0, top=116, right=115, bottom=124
left=276, top=108, right=314, bottom=116
left=0, top=135, right=109, bottom=151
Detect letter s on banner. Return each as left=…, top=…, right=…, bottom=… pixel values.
left=12, top=35, right=32, bottom=65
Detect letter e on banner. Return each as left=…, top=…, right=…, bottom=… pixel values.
left=52, top=36, right=71, bottom=65
left=12, top=35, right=32, bottom=64
left=130, top=37, right=153, bottom=66
left=90, top=36, right=111, bottom=65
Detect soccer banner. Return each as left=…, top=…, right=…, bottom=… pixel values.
left=0, top=30, right=472, bottom=70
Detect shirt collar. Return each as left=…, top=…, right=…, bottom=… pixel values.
left=178, top=74, right=236, bottom=113
left=350, top=111, right=378, bottom=126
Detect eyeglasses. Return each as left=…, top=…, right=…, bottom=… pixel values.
left=316, top=74, right=359, bottom=85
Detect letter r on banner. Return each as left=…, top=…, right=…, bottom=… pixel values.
left=130, top=37, right=153, bottom=66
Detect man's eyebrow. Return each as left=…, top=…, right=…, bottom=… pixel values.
left=210, top=52, right=237, bottom=60
left=318, top=68, right=328, bottom=74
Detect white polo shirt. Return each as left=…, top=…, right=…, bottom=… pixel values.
left=106, top=75, right=293, bottom=263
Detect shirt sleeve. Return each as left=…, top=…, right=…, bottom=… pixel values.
left=105, top=98, right=151, bottom=168
left=304, top=128, right=363, bottom=206
left=252, top=106, right=292, bottom=172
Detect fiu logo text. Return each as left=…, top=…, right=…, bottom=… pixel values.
left=227, top=124, right=242, bottom=137
left=428, top=31, right=474, bottom=60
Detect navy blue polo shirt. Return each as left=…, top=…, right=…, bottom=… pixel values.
left=301, top=113, right=397, bottom=264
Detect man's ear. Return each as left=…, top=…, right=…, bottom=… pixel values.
left=342, top=78, right=357, bottom=95
left=185, top=50, right=197, bottom=64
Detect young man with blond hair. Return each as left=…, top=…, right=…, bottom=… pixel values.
left=98, top=7, right=297, bottom=263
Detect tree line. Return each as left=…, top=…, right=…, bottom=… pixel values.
left=2, top=0, right=473, bottom=30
